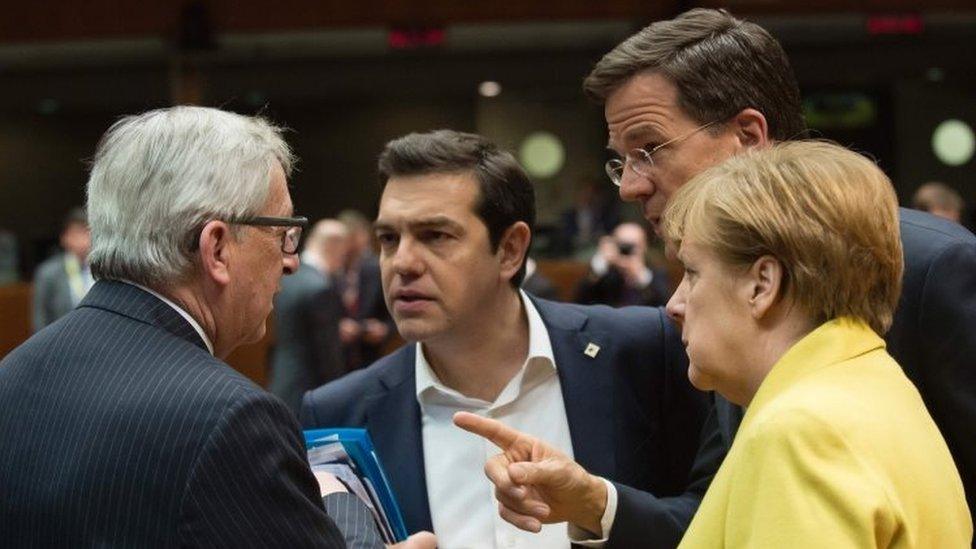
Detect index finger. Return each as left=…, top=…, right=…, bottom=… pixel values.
left=453, top=411, right=521, bottom=450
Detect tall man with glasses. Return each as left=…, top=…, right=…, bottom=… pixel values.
left=459, top=7, right=976, bottom=544
left=301, top=129, right=722, bottom=548
left=0, top=106, right=435, bottom=549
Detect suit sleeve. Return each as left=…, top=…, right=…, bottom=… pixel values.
left=721, top=413, right=891, bottom=547
left=916, top=239, right=976, bottom=513
left=607, top=311, right=727, bottom=548
left=609, top=405, right=724, bottom=548
left=178, top=391, right=379, bottom=548
left=300, top=389, right=323, bottom=428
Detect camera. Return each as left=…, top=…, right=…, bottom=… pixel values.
left=617, top=241, right=636, bottom=256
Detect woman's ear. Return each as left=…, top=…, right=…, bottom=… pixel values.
left=198, top=221, right=233, bottom=287
left=747, top=255, right=784, bottom=320
left=498, top=221, right=531, bottom=284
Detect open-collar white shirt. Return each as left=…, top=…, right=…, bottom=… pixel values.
left=416, top=290, right=615, bottom=549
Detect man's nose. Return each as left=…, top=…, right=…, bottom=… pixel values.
left=390, top=238, right=425, bottom=277
left=618, top=168, right=653, bottom=203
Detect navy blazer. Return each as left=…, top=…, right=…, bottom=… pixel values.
left=887, top=208, right=976, bottom=519
left=302, top=297, right=722, bottom=548
left=0, top=280, right=378, bottom=548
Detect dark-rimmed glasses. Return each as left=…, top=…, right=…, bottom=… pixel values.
left=605, top=120, right=721, bottom=187
left=230, top=215, right=308, bottom=254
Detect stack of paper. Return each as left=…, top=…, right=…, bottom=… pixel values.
left=304, top=428, right=408, bottom=543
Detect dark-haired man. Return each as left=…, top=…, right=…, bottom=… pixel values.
left=302, top=130, right=716, bottom=548
left=458, top=7, right=976, bottom=542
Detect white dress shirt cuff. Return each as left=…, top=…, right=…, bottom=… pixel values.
left=566, top=477, right=618, bottom=547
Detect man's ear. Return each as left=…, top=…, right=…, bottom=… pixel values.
left=198, top=221, right=233, bottom=287
left=498, top=221, right=531, bottom=284
left=730, top=108, right=771, bottom=150
left=746, top=255, right=784, bottom=320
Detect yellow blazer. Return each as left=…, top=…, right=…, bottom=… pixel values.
left=680, top=318, right=972, bottom=548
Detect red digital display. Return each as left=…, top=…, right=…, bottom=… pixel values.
left=866, top=14, right=924, bottom=35
left=388, top=27, right=446, bottom=49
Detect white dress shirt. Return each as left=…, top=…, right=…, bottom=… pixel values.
left=416, top=291, right=617, bottom=549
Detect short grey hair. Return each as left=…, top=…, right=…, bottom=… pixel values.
left=86, top=106, right=294, bottom=288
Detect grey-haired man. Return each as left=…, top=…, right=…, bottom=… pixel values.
left=0, top=106, right=434, bottom=549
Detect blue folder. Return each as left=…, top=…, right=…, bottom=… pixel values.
left=304, top=428, right=408, bottom=542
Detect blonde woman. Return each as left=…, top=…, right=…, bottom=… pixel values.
left=664, top=141, right=971, bottom=547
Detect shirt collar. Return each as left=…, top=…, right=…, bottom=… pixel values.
left=120, top=280, right=215, bottom=355
left=415, top=289, right=556, bottom=407
left=742, top=317, right=884, bottom=427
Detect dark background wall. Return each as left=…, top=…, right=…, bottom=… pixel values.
left=1, top=5, right=974, bottom=278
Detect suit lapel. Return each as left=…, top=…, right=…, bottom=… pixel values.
left=363, top=346, right=433, bottom=534
left=533, top=298, right=616, bottom=480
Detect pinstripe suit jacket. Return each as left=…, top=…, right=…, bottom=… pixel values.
left=0, top=280, right=381, bottom=548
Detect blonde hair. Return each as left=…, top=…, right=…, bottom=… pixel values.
left=661, top=141, right=903, bottom=335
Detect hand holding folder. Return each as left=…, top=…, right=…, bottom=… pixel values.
left=304, top=428, right=410, bottom=544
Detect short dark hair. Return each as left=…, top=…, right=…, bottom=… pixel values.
left=377, top=130, right=535, bottom=286
left=583, top=8, right=806, bottom=142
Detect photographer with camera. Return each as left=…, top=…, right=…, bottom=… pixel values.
left=574, top=221, right=671, bottom=307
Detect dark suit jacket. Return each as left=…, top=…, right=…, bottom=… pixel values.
left=0, top=280, right=379, bottom=548
left=887, top=208, right=976, bottom=520
left=342, top=255, right=395, bottom=370
left=302, top=296, right=722, bottom=548
left=575, top=265, right=671, bottom=308
left=269, top=263, right=345, bottom=416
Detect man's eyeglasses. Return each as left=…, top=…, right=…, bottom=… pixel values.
left=605, top=120, right=721, bottom=187
left=229, top=215, right=308, bottom=254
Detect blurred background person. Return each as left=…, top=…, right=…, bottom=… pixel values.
left=31, top=207, right=93, bottom=332
left=520, top=256, right=559, bottom=301
left=557, top=181, right=621, bottom=258
left=575, top=221, right=670, bottom=307
left=0, top=228, right=18, bottom=285
left=268, top=218, right=347, bottom=416
left=912, top=181, right=965, bottom=224
left=301, top=218, right=351, bottom=280
left=665, top=141, right=971, bottom=547
left=338, top=209, right=395, bottom=371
